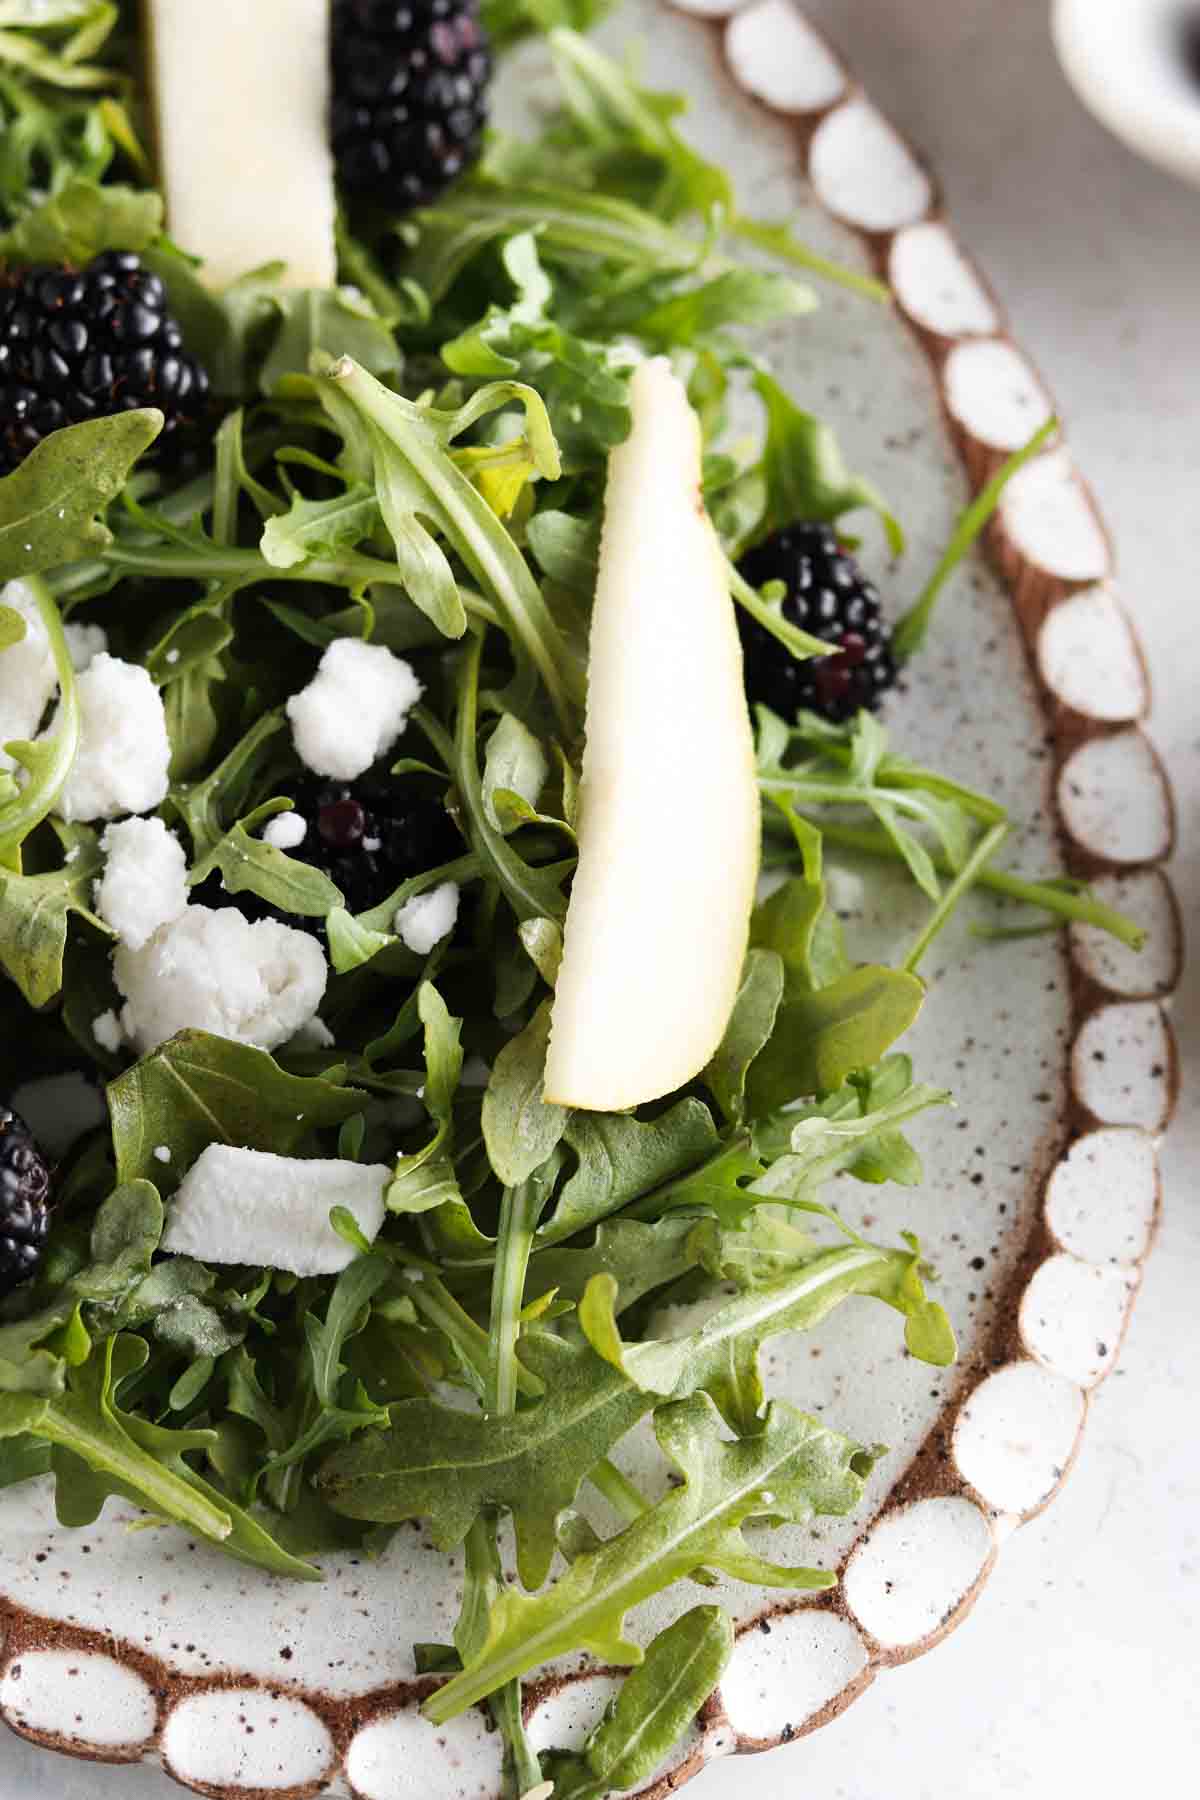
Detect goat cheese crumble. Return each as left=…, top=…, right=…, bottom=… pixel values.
left=394, top=880, right=460, bottom=954
left=113, top=905, right=327, bottom=1054
left=162, top=1144, right=389, bottom=1276
left=286, top=638, right=422, bottom=781
left=94, top=817, right=190, bottom=951
left=56, top=654, right=171, bottom=823
left=262, top=811, right=308, bottom=850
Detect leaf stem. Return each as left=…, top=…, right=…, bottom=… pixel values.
left=893, top=418, right=1058, bottom=660
left=729, top=216, right=891, bottom=303
left=486, top=1179, right=544, bottom=1416
left=770, top=816, right=1144, bottom=949
left=902, top=821, right=1008, bottom=973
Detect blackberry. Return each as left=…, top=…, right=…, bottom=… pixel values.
left=0, top=1107, right=51, bottom=1295
left=330, top=0, right=492, bottom=210
left=737, top=523, right=898, bottom=724
left=201, top=774, right=463, bottom=929
left=0, top=250, right=210, bottom=475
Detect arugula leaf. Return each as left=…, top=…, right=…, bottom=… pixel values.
left=247, top=1255, right=391, bottom=1495
left=748, top=1080, right=951, bottom=1210
left=552, top=1604, right=733, bottom=1800
left=423, top=1394, right=874, bottom=1722
left=407, top=179, right=701, bottom=302
left=188, top=812, right=344, bottom=918
left=319, top=358, right=582, bottom=729
left=455, top=1517, right=544, bottom=1798
left=525, top=509, right=599, bottom=591
left=433, top=645, right=568, bottom=925
left=0, top=178, right=159, bottom=266
left=745, top=965, right=926, bottom=1114
left=0, top=408, right=161, bottom=582
left=260, top=484, right=381, bottom=571
left=387, top=982, right=464, bottom=1209
left=0, top=821, right=106, bottom=1003
left=539, top=1099, right=719, bottom=1247
left=0, top=1180, right=162, bottom=1396
left=258, top=287, right=402, bottom=392
left=579, top=1238, right=955, bottom=1431
left=702, top=948, right=784, bottom=1123
left=8, top=1333, right=321, bottom=1580
left=482, top=712, right=548, bottom=835
left=633, top=269, right=815, bottom=346
left=481, top=1000, right=569, bottom=1188
left=322, top=1325, right=650, bottom=1591
left=754, top=372, right=902, bottom=554
left=480, top=0, right=612, bottom=51
left=107, top=1032, right=366, bottom=1190
left=525, top=1215, right=702, bottom=1312
left=750, top=876, right=849, bottom=993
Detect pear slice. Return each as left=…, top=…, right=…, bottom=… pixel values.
left=544, top=357, right=759, bottom=1112
left=144, top=0, right=336, bottom=290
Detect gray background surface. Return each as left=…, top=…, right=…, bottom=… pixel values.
left=1, top=1, right=1197, bottom=1795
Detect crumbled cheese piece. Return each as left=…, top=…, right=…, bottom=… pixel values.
left=262, top=811, right=308, bottom=851
left=92, top=1009, right=125, bottom=1055
left=94, top=817, right=190, bottom=951
left=162, top=1145, right=388, bottom=1277
left=394, top=880, right=459, bottom=955
left=154, top=1144, right=172, bottom=1164
left=114, top=906, right=327, bottom=1054
left=165, top=648, right=180, bottom=665
left=0, top=580, right=56, bottom=773
left=10, top=1072, right=106, bottom=1159
left=56, top=654, right=171, bottom=823
left=63, top=621, right=108, bottom=673
left=286, top=638, right=422, bottom=781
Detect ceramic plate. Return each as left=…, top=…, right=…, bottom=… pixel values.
left=0, top=4, right=1179, bottom=1796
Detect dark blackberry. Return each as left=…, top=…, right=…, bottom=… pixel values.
left=199, top=774, right=463, bottom=930
left=0, top=1107, right=51, bottom=1295
left=330, top=0, right=492, bottom=210
left=0, top=250, right=210, bottom=474
left=737, top=523, right=898, bottom=724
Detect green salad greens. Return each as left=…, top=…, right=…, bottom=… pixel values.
left=0, top=6, right=1140, bottom=1795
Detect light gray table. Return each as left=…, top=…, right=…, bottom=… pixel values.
left=2, top=2, right=1196, bottom=1795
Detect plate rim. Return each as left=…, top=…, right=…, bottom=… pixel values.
left=0, top=5, right=1181, bottom=1796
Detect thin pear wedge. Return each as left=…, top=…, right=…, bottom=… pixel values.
left=144, top=0, right=337, bottom=290
left=544, top=358, right=759, bottom=1112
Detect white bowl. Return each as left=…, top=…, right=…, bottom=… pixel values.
left=1053, top=0, right=1200, bottom=187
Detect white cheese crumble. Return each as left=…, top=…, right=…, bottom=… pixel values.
left=63, top=621, right=108, bottom=673
left=56, top=654, right=171, bottom=823
left=92, top=1009, right=125, bottom=1055
left=0, top=580, right=56, bottom=773
left=10, top=1072, right=106, bottom=1159
left=113, top=905, right=328, bottom=1054
left=262, top=810, right=308, bottom=850
left=162, top=1145, right=388, bottom=1277
left=286, top=638, right=422, bottom=781
left=153, top=1144, right=172, bottom=1164
left=94, top=817, right=190, bottom=952
left=394, top=880, right=459, bottom=955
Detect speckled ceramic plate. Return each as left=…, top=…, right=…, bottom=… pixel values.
left=0, top=4, right=1180, bottom=1797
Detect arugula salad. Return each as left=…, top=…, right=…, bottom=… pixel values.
left=0, top=4, right=1142, bottom=1794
